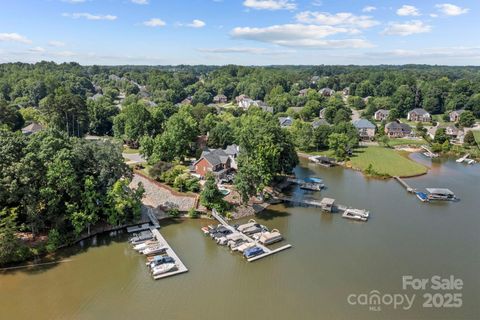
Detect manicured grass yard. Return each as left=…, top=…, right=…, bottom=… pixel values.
left=349, top=146, right=428, bottom=177
left=386, top=138, right=426, bottom=146
left=473, top=131, right=480, bottom=145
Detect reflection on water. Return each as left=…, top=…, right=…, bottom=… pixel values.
left=1, top=157, right=479, bottom=320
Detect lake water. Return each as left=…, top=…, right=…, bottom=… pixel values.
left=1, top=156, right=479, bottom=320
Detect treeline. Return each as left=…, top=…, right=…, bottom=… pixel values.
left=0, top=129, right=143, bottom=265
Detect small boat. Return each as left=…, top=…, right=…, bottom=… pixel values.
left=142, top=245, right=168, bottom=256
left=243, top=246, right=264, bottom=259
left=151, top=263, right=177, bottom=276
left=228, top=238, right=247, bottom=249
left=299, top=182, right=323, bottom=191
left=146, top=254, right=167, bottom=263
left=258, top=229, right=283, bottom=245
left=236, top=219, right=257, bottom=232
left=201, top=225, right=215, bottom=235
left=133, top=240, right=159, bottom=251
left=233, top=242, right=255, bottom=253
left=242, top=224, right=268, bottom=235
left=342, top=208, right=369, bottom=222
left=217, top=233, right=243, bottom=245
left=304, top=177, right=323, bottom=184
left=129, top=231, right=153, bottom=244
left=415, top=192, right=429, bottom=202
left=148, top=256, right=175, bottom=269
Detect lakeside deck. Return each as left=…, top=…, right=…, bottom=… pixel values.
left=211, top=209, right=292, bottom=262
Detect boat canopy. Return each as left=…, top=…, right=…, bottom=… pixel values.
left=304, top=177, right=323, bottom=183
left=426, top=188, right=454, bottom=195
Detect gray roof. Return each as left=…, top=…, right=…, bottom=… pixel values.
left=200, top=148, right=230, bottom=166
left=352, top=119, right=375, bottom=129
left=279, top=117, right=293, bottom=126
left=409, top=108, right=429, bottom=115
left=385, top=122, right=412, bottom=133
left=375, top=109, right=390, bottom=115
left=450, top=109, right=466, bottom=115
left=426, top=188, right=454, bottom=195
left=21, top=122, right=44, bottom=135
left=224, top=144, right=240, bottom=156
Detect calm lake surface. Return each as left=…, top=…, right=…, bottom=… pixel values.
left=1, top=155, right=479, bottom=320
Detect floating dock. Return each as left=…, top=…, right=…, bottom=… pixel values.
left=210, top=209, right=292, bottom=262
left=150, top=228, right=188, bottom=280
left=393, top=176, right=416, bottom=193
left=127, top=223, right=151, bottom=233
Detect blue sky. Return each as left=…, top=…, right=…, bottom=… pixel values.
left=0, top=0, right=478, bottom=65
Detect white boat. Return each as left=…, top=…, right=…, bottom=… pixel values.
left=258, top=229, right=283, bottom=245
left=217, top=233, right=243, bottom=245
left=228, top=238, right=247, bottom=249
left=133, top=240, right=159, bottom=251
left=233, top=242, right=255, bottom=253
left=141, top=245, right=167, bottom=256
left=151, top=263, right=177, bottom=276
left=342, top=208, right=369, bottom=222
left=426, top=188, right=456, bottom=201
left=236, top=219, right=257, bottom=232
left=242, top=224, right=268, bottom=235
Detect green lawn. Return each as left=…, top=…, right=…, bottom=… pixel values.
left=349, top=146, right=428, bottom=177
left=386, top=138, right=426, bottom=146
left=473, top=131, right=480, bottom=145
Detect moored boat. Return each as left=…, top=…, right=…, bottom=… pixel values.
left=133, top=240, right=159, bottom=251
left=416, top=192, right=429, bottom=202
left=151, top=263, right=177, bottom=276
left=426, top=188, right=456, bottom=201
left=258, top=229, right=283, bottom=245
left=342, top=208, right=369, bottom=222
left=243, top=246, right=264, bottom=259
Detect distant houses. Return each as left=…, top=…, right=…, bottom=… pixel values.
left=213, top=94, right=228, bottom=104
left=374, top=109, right=390, bottom=121
left=352, top=119, right=376, bottom=140
left=21, top=122, right=44, bottom=135
left=319, top=88, right=335, bottom=97
left=407, top=108, right=431, bottom=122
left=279, top=116, right=293, bottom=128
left=193, top=145, right=239, bottom=179
left=449, top=109, right=465, bottom=122
left=298, top=89, right=309, bottom=97
left=319, top=108, right=327, bottom=119
left=385, top=122, right=413, bottom=138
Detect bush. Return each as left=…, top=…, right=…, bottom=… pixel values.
left=45, top=229, right=63, bottom=253
left=168, top=208, right=180, bottom=217
left=188, top=208, right=199, bottom=218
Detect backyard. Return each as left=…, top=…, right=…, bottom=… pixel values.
left=348, top=146, right=428, bottom=177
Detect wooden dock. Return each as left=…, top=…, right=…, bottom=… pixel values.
left=211, top=209, right=292, bottom=262
left=127, top=223, right=151, bottom=233
left=150, top=228, right=188, bottom=280
left=393, top=176, right=416, bottom=193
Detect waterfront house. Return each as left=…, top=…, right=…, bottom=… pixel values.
left=279, top=117, right=293, bottom=128
left=213, top=94, right=228, bottom=104
left=407, top=108, right=431, bottom=122
left=193, top=144, right=239, bottom=178
left=21, top=122, right=44, bottom=135
left=449, top=109, right=465, bottom=122
left=352, top=119, right=376, bottom=140
left=374, top=109, right=390, bottom=121
left=385, top=121, right=412, bottom=138
left=319, top=88, right=335, bottom=97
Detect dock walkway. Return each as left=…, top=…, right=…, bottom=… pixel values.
left=150, top=228, right=188, bottom=280
left=211, top=209, right=292, bottom=262
left=393, top=176, right=416, bottom=193
left=274, top=196, right=347, bottom=211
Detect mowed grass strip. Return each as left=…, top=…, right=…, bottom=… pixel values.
left=473, top=131, right=480, bottom=145
left=349, top=146, right=428, bottom=177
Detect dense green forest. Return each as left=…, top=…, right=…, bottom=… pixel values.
left=1, top=62, right=480, bottom=265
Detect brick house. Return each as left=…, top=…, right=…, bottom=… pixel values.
left=193, top=145, right=239, bottom=178
left=374, top=109, right=390, bottom=121
left=319, top=88, right=335, bottom=97
left=449, top=109, right=465, bottom=122
left=385, top=122, right=413, bottom=138
left=213, top=94, right=228, bottom=104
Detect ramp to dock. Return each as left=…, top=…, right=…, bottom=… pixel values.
left=211, top=209, right=292, bottom=262
left=393, top=176, right=416, bottom=193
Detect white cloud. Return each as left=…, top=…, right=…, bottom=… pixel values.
left=382, top=20, right=431, bottom=36
left=0, top=33, right=32, bottom=44
left=362, top=6, right=376, bottom=13
left=435, top=3, right=469, bottom=16
left=29, top=46, right=46, bottom=53
left=143, top=18, right=166, bottom=27
left=430, top=13, right=439, bottom=18
left=396, top=5, right=420, bottom=16
left=131, top=0, right=149, bottom=4
left=311, top=0, right=323, bottom=7
left=368, top=47, right=480, bottom=60
left=186, top=19, right=206, bottom=28
left=53, top=50, right=76, bottom=57
left=62, top=12, right=117, bottom=20
left=295, top=11, right=379, bottom=29
left=198, top=47, right=293, bottom=55
left=243, top=0, right=296, bottom=11
left=231, top=24, right=373, bottom=48
left=48, top=40, right=66, bottom=47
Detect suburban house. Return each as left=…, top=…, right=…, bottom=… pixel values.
left=193, top=144, right=240, bottom=179
left=385, top=122, right=413, bottom=138
left=312, top=119, right=330, bottom=128
left=21, top=122, right=44, bottom=135
left=310, top=76, right=320, bottom=84
left=213, top=94, right=228, bottom=104
left=446, top=125, right=460, bottom=137
left=407, top=108, right=431, bottom=122
left=319, top=108, right=327, bottom=119
left=298, top=89, right=309, bottom=97
left=319, top=88, right=335, bottom=96
left=235, top=94, right=250, bottom=104
left=352, top=119, right=376, bottom=140
left=279, top=116, right=293, bottom=128
left=342, top=87, right=350, bottom=96
left=449, top=109, right=465, bottom=122
left=374, top=109, right=390, bottom=121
